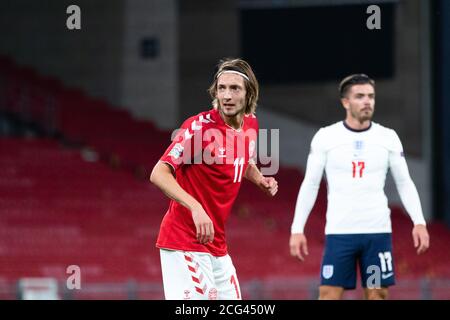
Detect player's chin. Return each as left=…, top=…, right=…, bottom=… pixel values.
left=222, top=109, right=238, bottom=117
left=359, top=114, right=373, bottom=122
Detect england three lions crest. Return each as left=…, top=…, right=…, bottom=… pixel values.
left=322, top=265, right=334, bottom=279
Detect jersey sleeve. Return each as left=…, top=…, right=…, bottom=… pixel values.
left=291, top=129, right=327, bottom=234
left=160, top=116, right=203, bottom=172
left=388, top=130, right=426, bottom=225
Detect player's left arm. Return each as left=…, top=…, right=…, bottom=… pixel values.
left=389, top=131, right=430, bottom=254
left=244, top=163, right=278, bottom=197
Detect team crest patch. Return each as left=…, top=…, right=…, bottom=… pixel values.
left=322, top=265, right=334, bottom=279
left=353, top=140, right=365, bottom=157
left=208, top=288, right=218, bottom=300
left=354, top=140, right=364, bottom=150
left=218, top=147, right=226, bottom=158
left=168, top=143, right=184, bottom=159
left=183, top=289, right=191, bottom=300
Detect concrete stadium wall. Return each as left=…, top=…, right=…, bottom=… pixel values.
left=258, top=0, right=426, bottom=158
left=0, top=0, right=178, bottom=129
left=177, top=0, right=239, bottom=123
left=0, top=0, right=125, bottom=106
left=120, top=0, right=178, bottom=129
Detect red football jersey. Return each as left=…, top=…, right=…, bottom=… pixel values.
left=156, top=108, right=258, bottom=256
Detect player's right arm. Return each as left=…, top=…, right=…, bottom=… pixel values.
left=151, top=116, right=214, bottom=244
left=290, top=129, right=326, bottom=261
left=150, top=161, right=214, bottom=244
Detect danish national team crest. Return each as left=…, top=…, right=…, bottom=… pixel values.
left=218, top=147, right=226, bottom=158
left=208, top=288, right=218, bottom=300
left=322, top=265, right=334, bottom=279
left=183, top=289, right=191, bottom=300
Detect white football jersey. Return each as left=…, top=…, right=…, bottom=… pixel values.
left=291, top=121, right=426, bottom=235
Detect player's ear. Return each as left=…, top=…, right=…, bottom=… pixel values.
left=340, top=97, right=349, bottom=110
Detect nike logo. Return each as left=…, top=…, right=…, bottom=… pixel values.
left=381, top=272, right=394, bottom=279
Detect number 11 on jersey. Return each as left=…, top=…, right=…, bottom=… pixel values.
left=352, top=161, right=365, bottom=178
left=233, top=158, right=244, bottom=183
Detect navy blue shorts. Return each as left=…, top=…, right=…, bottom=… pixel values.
left=320, top=233, right=395, bottom=290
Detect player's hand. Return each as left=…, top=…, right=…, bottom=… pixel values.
left=258, top=176, right=278, bottom=197
left=412, top=224, right=429, bottom=255
left=289, top=233, right=309, bottom=261
left=191, top=205, right=214, bottom=244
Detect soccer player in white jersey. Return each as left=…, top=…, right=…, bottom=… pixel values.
left=289, top=74, right=430, bottom=300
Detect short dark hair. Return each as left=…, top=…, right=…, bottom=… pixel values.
left=339, top=74, right=375, bottom=98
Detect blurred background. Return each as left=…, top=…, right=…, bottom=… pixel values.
left=0, top=0, right=449, bottom=299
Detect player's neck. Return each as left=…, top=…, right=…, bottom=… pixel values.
left=220, top=111, right=244, bottom=130
left=344, top=117, right=371, bottom=131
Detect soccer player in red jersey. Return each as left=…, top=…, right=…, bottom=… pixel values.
left=150, top=58, right=278, bottom=300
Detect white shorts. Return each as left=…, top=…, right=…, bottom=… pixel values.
left=159, top=249, right=242, bottom=300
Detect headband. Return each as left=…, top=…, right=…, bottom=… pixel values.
left=216, top=70, right=249, bottom=81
